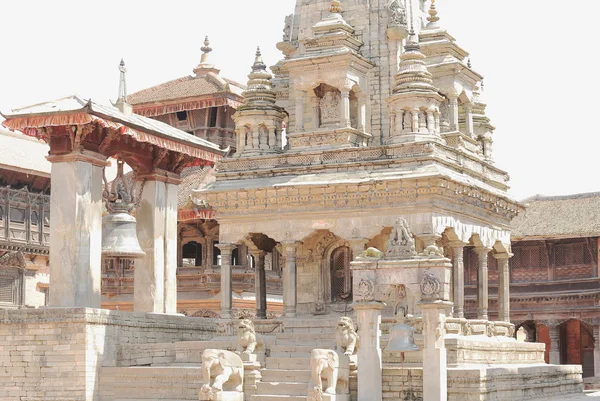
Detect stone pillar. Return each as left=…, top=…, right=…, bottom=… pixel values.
left=465, top=103, right=474, bottom=137
left=134, top=173, right=180, bottom=314
left=47, top=152, right=107, bottom=308
left=411, top=109, right=419, bottom=132
left=494, top=252, right=512, bottom=322
left=340, top=90, right=351, bottom=127
left=475, top=247, right=491, bottom=320
left=253, top=250, right=267, bottom=319
left=218, top=243, right=236, bottom=319
left=282, top=241, right=300, bottom=318
left=451, top=242, right=467, bottom=318
left=311, top=94, right=320, bottom=129
left=237, top=128, right=246, bottom=154
left=354, top=302, right=385, bottom=401
left=163, top=182, right=178, bottom=314
left=294, top=91, right=305, bottom=132
left=426, top=111, right=435, bottom=133
left=449, top=96, right=459, bottom=131
left=421, top=301, right=453, bottom=401
left=548, top=321, right=561, bottom=365
left=594, top=325, right=600, bottom=377
left=358, top=94, right=367, bottom=132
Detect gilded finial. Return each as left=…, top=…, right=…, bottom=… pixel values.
left=330, top=0, right=342, bottom=13
left=427, top=0, right=440, bottom=24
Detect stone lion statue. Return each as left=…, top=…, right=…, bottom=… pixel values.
left=335, top=317, right=359, bottom=356
left=309, top=349, right=349, bottom=397
left=235, top=318, right=257, bottom=355
left=199, top=349, right=243, bottom=400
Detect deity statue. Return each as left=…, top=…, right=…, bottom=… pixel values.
left=402, top=110, right=413, bottom=132
left=319, top=91, right=341, bottom=127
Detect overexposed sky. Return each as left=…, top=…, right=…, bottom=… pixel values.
left=0, top=0, right=598, bottom=201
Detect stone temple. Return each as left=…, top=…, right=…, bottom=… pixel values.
left=0, top=0, right=596, bottom=400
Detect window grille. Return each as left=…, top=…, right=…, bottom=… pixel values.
left=331, top=246, right=352, bottom=302
left=555, top=241, right=591, bottom=266
left=0, top=268, right=22, bottom=306
left=510, top=244, right=548, bottom=269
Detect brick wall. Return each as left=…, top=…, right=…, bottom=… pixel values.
left=0, top=308, right=216, bottom=401
left=567, top=319, right=582, bottom=365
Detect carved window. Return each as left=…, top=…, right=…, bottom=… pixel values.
left=511, top=244, right=547, bottom=269
left=182, top=242, right=202, bottom=267
left=31, top=211, right=39, bottom=226
left=208, top=107, right=218, bottom=128
left=330, top=246, right=352, bottom=302
left=555, top=240, right=592, bottom=266
left=9, top=208, right=25, bottom=223
left=176, top=111, right=188, bottom=122
left=0, top=267, right=22, bottom=306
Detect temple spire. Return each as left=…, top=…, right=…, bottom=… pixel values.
left=194, top=35, right=220, bottom=76
left=115, top=59, right=132, bottom=115
left=329, top=0, right=342, bottom=14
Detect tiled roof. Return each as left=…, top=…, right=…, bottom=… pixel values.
left=511, top=192, right=600, bottom=239
left=128, top=73, right=245, bottom=106
left=0, top=127, right=50, bottom=176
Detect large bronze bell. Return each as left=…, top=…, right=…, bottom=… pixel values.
left=101, top=159, right=145, bottom=259
left=101, top=205, right=145, bottom=259
left=385, top=321, right=420, bottom=352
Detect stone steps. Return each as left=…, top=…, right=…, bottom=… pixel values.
left=256, top=381, right=307, bottom=395
left=265, top=357, right=310, bottom=370
left=261, top=369, right=311, bottom=383
left=270, top=344, right=327, bottom=358
left=274, top=333, right=336, bottom=346
left=248, top=395, right=306, bottom=401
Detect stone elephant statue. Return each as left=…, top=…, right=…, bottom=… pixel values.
left=309, top=349, right=349, bottom=395
left=200, top=349, right=244, bottom=392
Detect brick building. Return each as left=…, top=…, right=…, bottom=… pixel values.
left=463, top=192, right=600, bottom=378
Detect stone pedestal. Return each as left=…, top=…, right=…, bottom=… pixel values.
left=47, top=152, right=107, bottom=308
left=354, top=302, right=385, bottom=401
left=421, top=301, right=452, bottom=401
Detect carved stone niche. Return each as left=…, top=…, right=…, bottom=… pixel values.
left=315, top=84, right=341, bottom=128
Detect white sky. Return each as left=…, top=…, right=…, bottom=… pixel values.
left=0, top=0, right=598, bottom=201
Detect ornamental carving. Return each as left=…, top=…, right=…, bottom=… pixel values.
left=355, top=279, right=375, bottom=302
left=0, top=251, right=26, bottom=268
left=387, top=0, right=407, bottom=27
left=385, top=218, right=417, bottom=259
left=402, top=110, right=412, bottom=132
left=320, top=91, right=341, bottom=126
left=283, top=14, right=293, bottom=41
left=420, top=272, right=440, bottom=300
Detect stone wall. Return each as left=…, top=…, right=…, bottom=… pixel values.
left=0, top=308, right=216, bottom=401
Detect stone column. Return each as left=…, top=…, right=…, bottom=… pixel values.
left=134, top=173, right=181, bottom=314
left=427, top=111, right=435, bottom=133
left=294, top=91, right=305, bottom=132
left=411, top=109, right=419, bottom=132
left=237, top=128, right=246, bottom=154
left=354, top=302, right=385, bottom=401
left=311, top=94, right=320, bottom=129
left=47, top=152, right=107, bottom=308
left=421, top=301, right=453, bottom=401
left=494, top=252, right=512, bottom=322
left=594, top=325, right=600, bottom=378
left=548, top=321, right=561, bottom=365
left=253, top=250, right=267, bottom=319
left=163, top=181, right=179, bottom=314
left=475, top=247, right=491, bottom=320
left=282, top=241, right=300, bottom=318
left=340, top=90, right=351, bottom=127
left=451, top=242, right=467, bottom=318
left=358, top=94, right=367, bottom=132
left=449, top=96, right=459, bottom=131
left=218, top=243, right=236, bottom=319
left=465, top=103, right=474, bottom=137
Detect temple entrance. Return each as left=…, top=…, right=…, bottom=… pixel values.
left=330, top=246, right=352, bottom=302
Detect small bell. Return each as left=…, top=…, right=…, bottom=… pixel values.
left=385, top=321, right=419, bottom=352
left=101, top=159, right=145, bottom=259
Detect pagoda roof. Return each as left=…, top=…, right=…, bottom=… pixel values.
left=0, top=127, right=50, bottom=177
left=511, top=192, right=600, bottom=240
left=128, top=73, right=245, bottom=117
left=1, top=95, right=228, bottom=164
